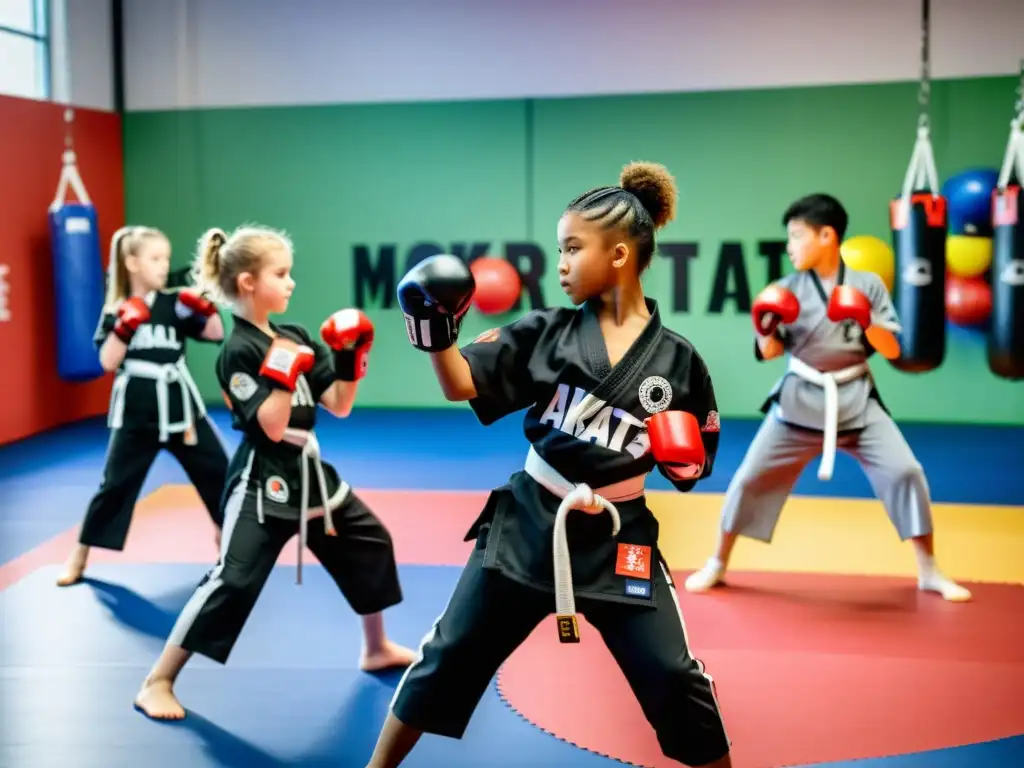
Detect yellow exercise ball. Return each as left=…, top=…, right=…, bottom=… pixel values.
left=946, top=234, right=993, bottom=279
left=841, top=235, right=895, bottom=293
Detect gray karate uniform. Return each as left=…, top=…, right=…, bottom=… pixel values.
left=721, top=264, right=933, bottom=543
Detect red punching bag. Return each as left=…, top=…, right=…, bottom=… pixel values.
left=470, top=256, right=522, bottom=315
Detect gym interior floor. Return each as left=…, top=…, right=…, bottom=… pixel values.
left=1, top=408, right=1022, bottom=768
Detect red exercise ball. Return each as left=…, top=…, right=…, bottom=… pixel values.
left=470, top=256, right=521, bottom=315
left=945, top=274, right=992, bottom=328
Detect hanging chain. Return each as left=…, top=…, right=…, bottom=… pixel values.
left=63, top=108, right=75, bottom=153
left=1015, top=58, right=1024, bottom=122
left=917, top=0, right=931, bottom=130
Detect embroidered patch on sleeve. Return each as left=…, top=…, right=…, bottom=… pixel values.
left=229, top=372, right=258, bottom=401
left=702, top=410, right=721, bottom=433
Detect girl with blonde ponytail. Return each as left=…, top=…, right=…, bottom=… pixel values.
left=57, top=225, right=230, bottom=589
left=135, top=223, right=414, bottom=722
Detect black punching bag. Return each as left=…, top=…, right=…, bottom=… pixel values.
left=988, top=183, right=1024, bottom=380
left=889, top=191, right=947, bottom=373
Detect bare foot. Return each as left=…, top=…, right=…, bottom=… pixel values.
left=360, top=640, right=417, bottom=672
left=134, top=679, right=186, bottom=720
left=56, top=545, right=90, bottom=587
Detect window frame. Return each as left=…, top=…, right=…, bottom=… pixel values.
left=0, top=0, right=51, bottom=101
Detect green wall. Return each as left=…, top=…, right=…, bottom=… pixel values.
left=124, top=76, right=1024, bottom=425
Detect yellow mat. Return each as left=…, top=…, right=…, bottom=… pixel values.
left=650, top=492, right=1024, bottom=584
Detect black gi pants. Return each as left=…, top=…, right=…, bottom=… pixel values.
left=168, top=487, right=403, bottom=664
left=78, top=417, right=227, bottom=550
left=391, top=537, right=731, bottom=768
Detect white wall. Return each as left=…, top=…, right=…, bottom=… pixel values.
left=50, top=0, right=114, bottom=111
left=122, top=0, right=1024, bottom=112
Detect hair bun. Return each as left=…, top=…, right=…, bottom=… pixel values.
left=620, top=161, right=677, bottom=229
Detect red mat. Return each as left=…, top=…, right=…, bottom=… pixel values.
left=0, top=487, right=485, bottom=590
left=497, top=571, right=1024, bottom=768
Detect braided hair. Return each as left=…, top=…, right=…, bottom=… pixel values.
left=565, top=161, right=678, bottom=272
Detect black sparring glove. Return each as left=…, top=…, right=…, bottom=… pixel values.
left=396, top=254, right=476, bottom=352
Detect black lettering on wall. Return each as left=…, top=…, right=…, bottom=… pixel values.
left=758, top=240, right=787, bottom=285
left=707, top=242, right=752, bottom=314
left=659, top=242, right=699, bottom=313
left=353, top=244, right=397, bottom=309
left=505, top=242, right=547, bottom=310
left=449, top=242, right=492, bottom=264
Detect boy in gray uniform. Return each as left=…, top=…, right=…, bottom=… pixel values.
left=685, top=194, right=971, bottom=602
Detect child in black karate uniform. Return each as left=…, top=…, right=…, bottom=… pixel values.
left=370, top=163, right=732, bottom=768
left=134, top=224, right=415, bottom=721
left=58, top=226, right=228, bottom=587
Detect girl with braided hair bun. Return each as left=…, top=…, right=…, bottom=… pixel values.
left=374, top=162, right=733, bottom=767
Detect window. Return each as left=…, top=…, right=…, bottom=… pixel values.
left=0, top=0, right=49, bottom=101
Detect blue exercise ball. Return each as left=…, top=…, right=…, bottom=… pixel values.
left=941, top=167, right=1000, bottom=237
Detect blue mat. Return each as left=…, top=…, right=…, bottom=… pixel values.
left=1, top=563, right=616, bottom=768
left=2, top=409, right=1022, bottom=767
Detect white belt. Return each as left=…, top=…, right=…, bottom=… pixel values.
left=110, top=358, right=206, bottom=443
left=786, top=357, right=870, bottom=481
left=270, top=428, right=350, bottom=585
left=524, top=446, right=644, bottom=643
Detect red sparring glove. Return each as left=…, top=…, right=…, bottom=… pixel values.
left=827, top=285, right=872, bottom=329
left=113, top=297, right=151, bottom=343
left=259, top=338, right=315, bottom=392
left=176, top=289, right=218, bottom=318
left=828, top=285, right=902, bottom=359
left=752, top=285, right=800, bottom=336
left=320, top=309, right=375, bottom=381
left=646, top=411, right=706, bottom=481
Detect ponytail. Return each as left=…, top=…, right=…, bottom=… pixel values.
left=191, top=227, right=228, bottom=303
left=103, top=226, right=135, bottom=312
left=189, top=223, right=291, bottom=306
